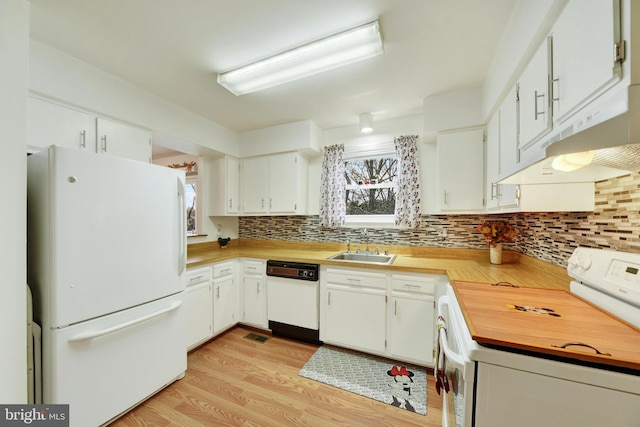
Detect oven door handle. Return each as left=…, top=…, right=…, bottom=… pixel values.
left=437, top=296, right=466, bottom=372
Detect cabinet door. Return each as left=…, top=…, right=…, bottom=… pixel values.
left=226, top=156, right=240, bottom=214
left=498, top=86, right=520, bottom=209
left=324, top=286, right=386, bottom=354
left=209, top=156, right=240, bottom=216
left=243, top=276, right=267, bottom=328
left=96, top=118, right=152, bottom=163
left=27, top=97, right=96, bottom=152
left=485, top=113, right=501, bottom=210
left=519, top=37, right=551, bottom=151
left=213, top=274, right=238, bottom=334
left=241, top=157, right=269, bottom=214
left=184, top=281, right=213, bottom=350
left=551, top=0, right=621, bottom=124
left=437, top=128, right=485, bottom=211
left=389, top=295, right=434, bottom=365
left=269, top=152, right=298, bottom=214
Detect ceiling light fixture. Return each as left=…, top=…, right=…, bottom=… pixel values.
left=217, top=20, right=384, bottom=96
left=359, top=113, right=373, bottom=133
left=551, top=151, right=596, bottom=172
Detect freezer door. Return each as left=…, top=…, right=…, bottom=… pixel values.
left=46, top=147, right=186, bottom=326
left=45, top=292, right=186, bottom=427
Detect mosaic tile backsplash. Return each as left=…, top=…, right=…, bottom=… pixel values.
left=239, top=173, right=640, bottom=267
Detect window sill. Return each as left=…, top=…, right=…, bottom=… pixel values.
left=187, top=233, right=208, bottom=238
left=345, top=215, right=396, bottom=229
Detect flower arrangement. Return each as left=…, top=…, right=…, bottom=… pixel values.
left=476, top=220, right=517, bottom=247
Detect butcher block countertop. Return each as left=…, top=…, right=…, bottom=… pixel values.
left=188, top=239, right=571, bottom=290
left=452, top=281, right=640, bottom=371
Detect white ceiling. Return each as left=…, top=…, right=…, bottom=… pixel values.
left=29, top=0, right=516, bottom=137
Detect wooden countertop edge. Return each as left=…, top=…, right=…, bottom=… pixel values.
left=187, top=239, right=571, bottom=290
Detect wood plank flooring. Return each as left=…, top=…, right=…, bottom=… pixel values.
left=111, top=326, right=443, bottom=426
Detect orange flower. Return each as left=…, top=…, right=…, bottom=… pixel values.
left=476, top=221, right=517, bottom=247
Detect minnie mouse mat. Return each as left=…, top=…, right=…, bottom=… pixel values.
left=299, top=345, right=427, bottom=415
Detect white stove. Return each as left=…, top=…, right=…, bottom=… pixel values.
left=569, top=247, right=640, bottom=329
left=436, top=248, right=640, bottom=427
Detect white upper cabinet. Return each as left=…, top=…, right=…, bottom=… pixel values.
left=96, top=118, right=152, bottom=163
left=241, top=152, right=308, bottom=215
left=269, top=152, right=307, bottom=214
left=485, top=112, right=501, bottom=211
left=551, top=0, right=622, bottom=125
left=436, top=127, right=485, bottom=212
left=486, top=90, right=520, bottom=212
left=241, top=156, right=270, bottom=214
left=209, top=156, right=240, bottom=216
left=27, top=97, right=152, bottom=163
left=518, top=37, right=552, bottom=158
left=27, top=97, right=96, bottom=153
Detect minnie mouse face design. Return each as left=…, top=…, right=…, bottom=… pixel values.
left=387, top=365, right=416, bottom=412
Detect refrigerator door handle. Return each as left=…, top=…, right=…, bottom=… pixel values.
left=177, top=177, right=186, bottom=275
left=67, top=300, right=182, bottom=343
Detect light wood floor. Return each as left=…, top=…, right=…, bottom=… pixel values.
left=111, top=326, right=443, bottom=426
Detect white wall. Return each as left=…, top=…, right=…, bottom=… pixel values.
left=309, top=114, right=424, bottom=215
left=29, top=40, right=240, bottom=158
left=0, top=0, right=29, bottom=403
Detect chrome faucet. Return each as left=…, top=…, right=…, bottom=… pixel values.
left=362, top=228, right=370, bottom=254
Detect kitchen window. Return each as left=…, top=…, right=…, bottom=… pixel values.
left=185, top=177, right=197, bottom=235
left=167, top=159, right=202, bottom=236
left=345, top=155, right=398, bottom=224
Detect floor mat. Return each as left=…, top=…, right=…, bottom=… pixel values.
left=299, top=345, right=427, bottom=415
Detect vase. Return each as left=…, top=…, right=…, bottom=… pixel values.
left=490, top=243, right=503, bottom=265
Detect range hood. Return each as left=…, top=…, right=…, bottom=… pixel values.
left=498, top=84, right=640, bottom=185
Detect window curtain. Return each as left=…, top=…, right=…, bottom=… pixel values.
left=319, top=144, right=346, bottom=227
left=394, top=135, right=421, bottom=228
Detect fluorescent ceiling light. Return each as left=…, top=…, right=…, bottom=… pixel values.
left=217, top=20, right=384, bottom=96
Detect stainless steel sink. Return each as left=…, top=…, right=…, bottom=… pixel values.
left=328, top=252, right=396, bottom=265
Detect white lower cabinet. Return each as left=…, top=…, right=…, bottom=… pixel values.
left=184, top=266, right=213, bottom=350
left=321, top=267, right=387, bottom=354
left=212, top=260, right=239, bottom=335
left=320, top=266, right=443, bottom=366
left=241, top=259, right=268, bottom=329
left=388, top=273, right=438, bottom=365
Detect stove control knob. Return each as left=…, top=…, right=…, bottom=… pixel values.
left=568, top=254, right=580, bottom=269
left=579, top=256, right=592, bottom=270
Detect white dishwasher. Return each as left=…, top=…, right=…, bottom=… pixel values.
left=266, top=260, right=320, bottom=344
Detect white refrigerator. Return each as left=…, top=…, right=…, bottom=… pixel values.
left=27, top=146, right=187, bottom=427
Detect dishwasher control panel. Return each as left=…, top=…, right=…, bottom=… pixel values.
left=266, top=260, right=319, bottom=281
